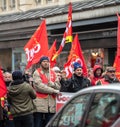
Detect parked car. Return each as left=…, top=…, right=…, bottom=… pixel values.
left=46, top=84, right=120, bottom=127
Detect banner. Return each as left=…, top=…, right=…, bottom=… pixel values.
left=56, top=92, right=75, bottom=112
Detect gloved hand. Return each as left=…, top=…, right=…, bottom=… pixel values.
left=53, top=90, right=60, bottom=94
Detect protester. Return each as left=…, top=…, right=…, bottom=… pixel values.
left=52, top=66, right=61, bottom=81
left=96, top=66, right=120, bottom=85
left=3, top=71, right=15, bottom=127
left=7, top=70, right=36, bottom=127
left=62, top=62, right=91, bottom=92
left=33, top=56, right=61, bottom=127
left=3, top=72, right=12, bottom=88
left=23, top=69, right=33, bottom=86
left=60, top=69, right=67, bottom=81
left=90, top=64, right=103, bottom=86
left=60, top=69, right=68, bottom=92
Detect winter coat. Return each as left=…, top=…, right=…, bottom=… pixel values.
left=7, top=80, right=36, bottom=117
left=64, top=74, right=91, bottom=93
left=96, top=75, right=120, bottom=85
left=90, top=64, right=103, bottom=86
left=33, top=68, right=60, bottom=113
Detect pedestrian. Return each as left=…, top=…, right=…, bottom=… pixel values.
left=7, top=70, right=36, bottom=127
left=3, top=71, right=15, bottom=127
left=33, top=56, right=60, bottom=127
left=90, top=64, right=103, bottom=86
left=62, top=62, right=91, bottom=92
left=96, top=66, right=120, bottom=85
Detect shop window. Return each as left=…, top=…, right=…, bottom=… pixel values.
left=1, top=0, right=6, bottom=11
left=12, top=48, right=27, bottom=72
left=10, top=0, right=15, bottom=8
left=35, top=0, right=41, bottom=4
left=46, top=0, right=52, bottom=3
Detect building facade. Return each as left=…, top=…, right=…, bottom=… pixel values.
left=0, top=0, right=120, bottom=71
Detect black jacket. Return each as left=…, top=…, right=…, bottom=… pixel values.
left=61, top=74, right=91, bottom=93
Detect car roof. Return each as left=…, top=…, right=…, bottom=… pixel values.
left=77, top=83, right=120, bottom=93
left=72, top=83, right=120, bottom=95
left=65, top=83, right=120, bottom=104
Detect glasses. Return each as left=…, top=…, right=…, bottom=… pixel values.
left=107, top=70, right=115, bottom=73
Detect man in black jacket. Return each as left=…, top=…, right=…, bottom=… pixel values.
left=62, top=62, right=91, bottom=92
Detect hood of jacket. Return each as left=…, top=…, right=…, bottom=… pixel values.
left=8, top=80, right=25, bottom=96
left=93, top=64, right=103, bottom=77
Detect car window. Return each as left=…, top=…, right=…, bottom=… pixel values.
left=49, top=93, right=91, bottom=127
left=85, top=92, right=120, bottom=127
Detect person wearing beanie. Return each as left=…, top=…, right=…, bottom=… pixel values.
left=63, top=62, right=91, bottom=92
left=7, top=70, right=36, bottom=127
left=33, top=56, right=61, bottom=127
left=73, top=62, right=82, bottom=71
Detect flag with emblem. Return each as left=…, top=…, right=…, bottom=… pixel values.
left=64, top=34, right=88, bottom=78
left=24, top=20, right=49, bottom=69
left=52, top=2, right=72, bottom=61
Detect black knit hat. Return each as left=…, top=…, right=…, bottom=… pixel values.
left=12, top=70, right=23, bottom=80
left=39, top=56, right=49, bottom=64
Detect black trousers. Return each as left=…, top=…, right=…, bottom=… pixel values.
left=13, top=114, right=34, bottom=127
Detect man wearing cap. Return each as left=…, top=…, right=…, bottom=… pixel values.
left=64, top=62, right=91, bottom=92
left=33, top=56, right=60, bottom=127
left=96, top=66, right=120, bottom=85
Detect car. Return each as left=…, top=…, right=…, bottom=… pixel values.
left=46, top=84, right=120, bottom=127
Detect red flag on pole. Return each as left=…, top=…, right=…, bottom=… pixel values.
left=52, top=2, right=72, bottom=60
left=64, top=34, right=88, bottom=78
left=113, top=13, right=120, bottom=79
left=24, top=20, right=48, bottom=69
left=0, top=69, right=7, bottom=98
left=47, top=40, right=57, bottom=67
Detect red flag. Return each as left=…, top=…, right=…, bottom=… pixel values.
left=113, top=13, right=120, bottom=79
left=47, top=40, right=57, bottom=67
left=24, top=20, right=48, bottom=69
left=0, top=69, right=7, bottom=98
left=52, top=2, right=72, bottom=60
left=64, top=34, right=88, bottom=78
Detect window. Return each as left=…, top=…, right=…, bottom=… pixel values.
left=1, top=0, right=6, bottom=10
left=46, top=0, right=52, bottom=4
left=10, top=0, right=15, bottom=8
left=12, top=48, right=27, bottom=72
left=50, top=94, right=91, bottom=127
left=35, top=0, right=41, bottom=4
left=85, top=92, right=120, bottom=127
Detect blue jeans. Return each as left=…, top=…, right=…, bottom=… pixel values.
left=13, top=114, right=34, bottom=127
left=34, top=112, right=55, bottom=127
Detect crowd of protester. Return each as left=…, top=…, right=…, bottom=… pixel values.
left=0, top=56, right=120, bottom=127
